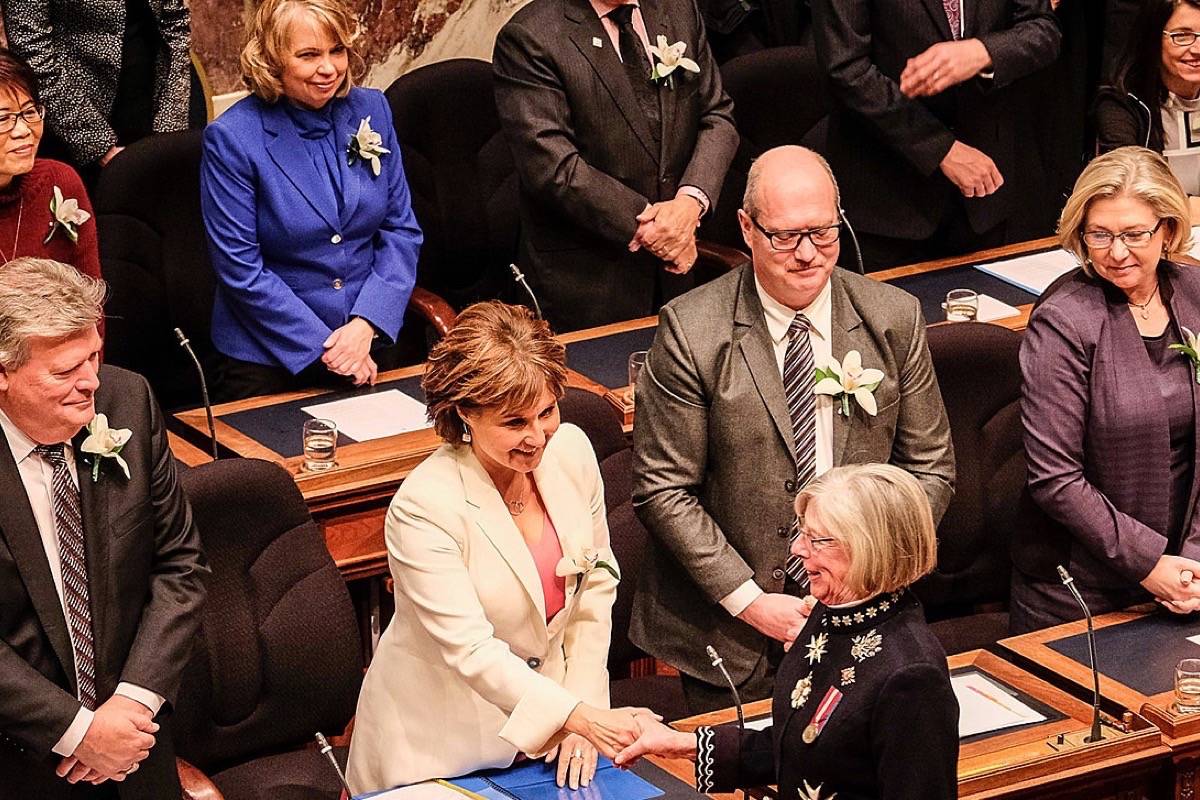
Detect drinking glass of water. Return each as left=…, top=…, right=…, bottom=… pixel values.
left=302, top=418, right=338, bottom=472
left=944, top=289, right=979, bottom=322
left=1176, top=658, right=1200, bottom=713
left=628, top=350, right=648, bottom=406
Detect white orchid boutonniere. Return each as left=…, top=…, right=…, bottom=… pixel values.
left=1170, top=326, right=1200, bottom=384
left=814, top=350, right=884, bottom=417
left=555, top=547, right=620, bottom=592
left=346, top=116, right=390, bottom=177
left=648, top=35, right=700, bottom=88
left=44, top=186, right=91, bottom=245
left=79, top=414, right=132, bottom=482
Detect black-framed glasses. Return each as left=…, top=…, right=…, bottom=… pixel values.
left=749, top=216, right=841, bottom=251
left=1081, top=219, right=1163, bottom=250
left=0, top=104, right=45, bottom=135
left=1164, top=29, right=1200, bottom=47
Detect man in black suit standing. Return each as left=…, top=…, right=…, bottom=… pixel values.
left=493, top=0, right=738, bottom=331
left=811, top=0, right=1061, bottom=270
left=0, top=258, right=208, bottom=798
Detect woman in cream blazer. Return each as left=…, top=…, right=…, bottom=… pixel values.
left=347, top=303, right=639, bottom=794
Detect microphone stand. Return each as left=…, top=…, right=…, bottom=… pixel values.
left=707, top=645, right=745, bottom=736
left=509, top=263, right=543, bottom=319
left=174, top=328, right=219, bottom=461
left=315, top=732, right=353, bottom=797
left=1058, top=565, right=1104, bottom=743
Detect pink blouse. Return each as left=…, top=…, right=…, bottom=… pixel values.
left=525, top=512, right=566, bottom=621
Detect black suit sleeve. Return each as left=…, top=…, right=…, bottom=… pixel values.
left=870, top=663, right=959, bottom=800
left=975, top=0, right=1061, bottom=89
left=0, top=643, right=84, bottom=756
left=696, top=723, right=774, bottom=792
left=493, top=20, right=652, bottom=247
left=116, top=375, right=208, bottom=707
left=676, top=0, right=739, bottom=206
left=1094, top=91, right=1145, bottom=153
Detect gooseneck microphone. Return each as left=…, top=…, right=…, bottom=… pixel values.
left=315, top=732, right=353, bottom=796
left=839, top=208, right=866, bottom=275
left=1058, top=565, right=1104, bottom=743
left=174, top=328, right=219, bottom=461
left=509, top=263, right=543, bottom=319
left=707, top=645, right=745, bottom=736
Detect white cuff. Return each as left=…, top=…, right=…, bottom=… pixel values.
left=721, top=580, right=763, bottom=617
left=116, top=683, right=165, bottom=716
left=52, top=706, right=94, bottom=757
left=676, top=185, right=710, bottom=217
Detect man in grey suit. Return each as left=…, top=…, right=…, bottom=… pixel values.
left=493, top=0, right=738, bottom=332
left=631, top=146, right=954, bottom=712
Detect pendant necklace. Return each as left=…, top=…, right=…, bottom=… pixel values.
left=1128, top=282, right=1160, bottom=320
left=0, top=198, right=23, bottom=263
left=506, top=478, right=531, bottom=516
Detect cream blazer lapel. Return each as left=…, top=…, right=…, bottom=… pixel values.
left=535, top=452, right=591, bottom=641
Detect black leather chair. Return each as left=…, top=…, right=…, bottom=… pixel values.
left=96, top=130, right=456, bottom=412
left=557, top=389, right=691, bottom=722
left=174, top=457, right=362, bottom=800
left=918, top=322, right=1024, bottom=653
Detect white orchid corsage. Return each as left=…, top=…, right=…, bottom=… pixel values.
left=346, top=116, right=390, bottom=177
left=649, top=35, right=700, bottom=87
left=44, top=185, right=91, bottom=245
left=814, top=350, right=884, bottom=417
left=554, top=546, right=620, bottom=592
left=1170, top=326, right=1200, bottom=384
left=80, top=414, right=132, bottom=482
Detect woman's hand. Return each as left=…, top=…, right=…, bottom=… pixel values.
left=322, top=317, right=377, bottom=385
left=563, top=704, right=662, bottom=759
left=1142, top=555, right=1200, bottom=612
left=613, top=717, right=697, bottom=767
left=545, top=734, right=597, bottom=789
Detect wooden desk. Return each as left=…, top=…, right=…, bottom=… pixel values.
left=1000, top=607, right=1200, bottom=799
left=645, top=650, right=1167, bottom=800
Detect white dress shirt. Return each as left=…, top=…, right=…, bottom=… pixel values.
left=719, top=276, right=835, bottom=616
left=0, top=408, right=163, bottom=757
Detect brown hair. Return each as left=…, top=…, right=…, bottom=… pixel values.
left=239, top=0, right=365, bottom=103
left=422, top=302, right=567, bottom=443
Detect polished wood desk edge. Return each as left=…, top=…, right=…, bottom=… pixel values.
left=870, top=236, right=1061, bottom=282
left=168, top=431, right=212, bottom=467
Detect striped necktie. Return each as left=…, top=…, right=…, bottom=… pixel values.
left=34, top=444, right=97, bottom=710
left=782, top=313, right=815, bottom=585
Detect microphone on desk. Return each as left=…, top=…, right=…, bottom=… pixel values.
left=707, top=645, right=745, bottom=736
left=1057, top=564, right=1104, bottom=743
left=315, top=732, right=353, bottom=797
left=509, top=263, right=543, bottom=319
left=174, top=328, right=219, bottom=461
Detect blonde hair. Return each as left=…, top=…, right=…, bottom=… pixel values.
left=240, top=0, right=365, bottom=103
left=422, top=302, right=567, bottom=443
left=795, top=464, right=937, bottom=597
left=0, top=258, right=105, bottom=369
left=1058, top=146, right=1193, bottom=273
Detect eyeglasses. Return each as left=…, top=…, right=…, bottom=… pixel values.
left=749, top=216, right=841, bottom=251
left=0, top=104, right=45, bottom=135
left=1164, top=29, right=1200, bottom=47
left=795, top=527, right=838, bottom=552
left=1080, top=219, right=1163, bottom=250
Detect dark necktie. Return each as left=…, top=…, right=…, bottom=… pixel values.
left=34, top=444, right=98, bottom=710
left=782, top=313, right=815, bottom=586
left=943, top=0, right=962, bottom=39
left=607, top=5, right=662, bottom=146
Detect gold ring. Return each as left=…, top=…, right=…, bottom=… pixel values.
left=572, top=750, right=583, bottom=759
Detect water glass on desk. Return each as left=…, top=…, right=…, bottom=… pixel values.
left=302, top=418, right=338, bottom=472
left=1177, top=659, right=1200, bottom=713
left=628, top=350, right=648, bottom=405
left=944, top=289, right=979, bottom=322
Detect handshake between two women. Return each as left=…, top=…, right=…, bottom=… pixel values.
left=546, top=703, right=695, bottom=789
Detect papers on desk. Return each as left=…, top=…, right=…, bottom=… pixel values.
left=953, top=670, right=1046, bottom=738
left=359, top=782, right=476, bottom=799
left=973, top=248, right=1079, bottom=296
left=357, top=758, right=663, bottom=800
left=975, top=294, right=1021, bottom=322
left=745, top=715, right=773, bottom=731
left=302, top=389, right=430, bottom=442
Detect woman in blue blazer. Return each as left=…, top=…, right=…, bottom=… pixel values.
left=201, top=0, right=421, bottom=401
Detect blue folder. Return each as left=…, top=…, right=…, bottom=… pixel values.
left=447, top=756, right=664, bottom=800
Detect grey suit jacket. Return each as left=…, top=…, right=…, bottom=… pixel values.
left=3, top=0, right=192, bottom=165
left=493, top=0, right=738, bottom=330
left=630, top=264, right=954, bottom=682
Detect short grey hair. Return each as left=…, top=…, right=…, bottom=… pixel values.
left=0, top=258, right=106, bottom=369
left=742, top=145, right=842, bottom=217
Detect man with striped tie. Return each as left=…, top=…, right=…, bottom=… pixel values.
left=0, top=258, right=207, bottom=798
left=630, top=146, right=954, bottom=713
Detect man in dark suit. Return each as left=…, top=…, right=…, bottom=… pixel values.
left=0, top=258, right=208, bottom=798
left=811, top=0, right=1061, bottom=270
left=493, top=0, right=738, bottom=332
left=630, top=146, right=954, bottom=712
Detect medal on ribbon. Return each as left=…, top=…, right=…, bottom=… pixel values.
left=802, top=685, right=844, bottom=744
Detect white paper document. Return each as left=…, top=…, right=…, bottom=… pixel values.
left=973, top=249, right=1080, bottom=296
left=953, top=671, right=1046, bottom=738
left=358, top=782, right=471, bottom=799
left=975, top=294, right=1021, bottom=322
left=745, top=715, right=773, bottom=731
left=302, top=389, right=430, bottom=443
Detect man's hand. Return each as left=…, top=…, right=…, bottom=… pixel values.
left=737, top=593, right=812, bottom=643
left=59, top=696, right=158, bottom=783
left=1143, top=555, right=1200, bottom=614
left=939, top=141, right=1004, bottom=198
left=322, top=318, right=377, bottom=385
left=99, top=146, right=125, bottom=167
left=629, top=197, right=701, bottom=267
left=899, top=39, right=992, bottom=98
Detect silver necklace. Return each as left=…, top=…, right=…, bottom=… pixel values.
left=506, top=479, right=531, bottom=516
left=1128, top=282, right=1161, bottom=320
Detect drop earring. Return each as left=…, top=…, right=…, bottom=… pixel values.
left=460, top=415, right=472, bottom=443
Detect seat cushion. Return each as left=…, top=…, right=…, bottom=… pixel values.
left=211, top=746, right=348, bottom=800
